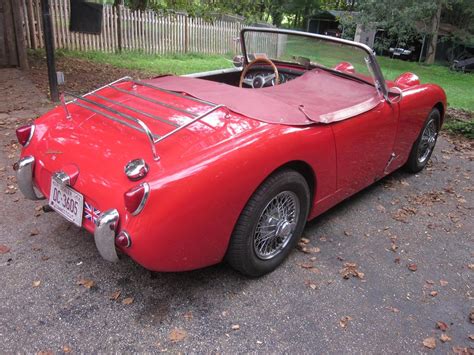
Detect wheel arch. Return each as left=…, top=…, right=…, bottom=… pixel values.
left=434, top=102, right=445, bottom=127
left=272, top=160, right=317, bottom=206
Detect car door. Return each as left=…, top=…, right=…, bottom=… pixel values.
left=331, top=100, right=399, bottom=197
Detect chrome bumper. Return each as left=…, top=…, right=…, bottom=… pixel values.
left=13, top=156, right=44, bottom=200
left=94, top=209, right=120, bottom=262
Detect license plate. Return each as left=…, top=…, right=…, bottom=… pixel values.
left=49, top=178, right=84, bottom=227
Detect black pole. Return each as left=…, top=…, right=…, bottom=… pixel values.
left=40, top=0, right=59, bottom=102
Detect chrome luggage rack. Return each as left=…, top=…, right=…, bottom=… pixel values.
left=62, top=76, right=226, bottom=161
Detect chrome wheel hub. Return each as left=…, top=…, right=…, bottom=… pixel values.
left=417, top=119, right=437, bottom=164
left=253, top=191, right=300, bottom=260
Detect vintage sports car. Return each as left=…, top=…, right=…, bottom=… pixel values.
left=14, top=28, right=446, bottom=277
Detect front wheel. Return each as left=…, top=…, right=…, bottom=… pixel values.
left=404, top=108, right=440, bottom=173
left=225, top=169, right=310, bottom=277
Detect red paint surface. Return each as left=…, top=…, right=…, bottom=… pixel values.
left=20, top=66, right=446, bottom=272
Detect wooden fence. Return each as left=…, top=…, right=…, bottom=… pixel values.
left=21, top=0, right=278, bottom=56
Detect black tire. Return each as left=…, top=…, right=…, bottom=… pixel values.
left=225, top=169, right=310, bottom=277
left=404, top=108, right=441, bottom=173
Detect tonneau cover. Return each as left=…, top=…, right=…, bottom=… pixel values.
left=145, top=69, right=381, bottom=125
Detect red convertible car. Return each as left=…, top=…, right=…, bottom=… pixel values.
left=14, top=28, right=446, bottom=276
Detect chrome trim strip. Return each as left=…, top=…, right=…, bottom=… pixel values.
left=94, top=209, right=120, bottom=262
left=239, top=27, right=388, bottom=100
left=13, top=156, right=44, bottom=200
left=132, top=182, right=150, bottom=216
left=154, top=105, right=226, bottom=144
left=183, top=67, right=242, bottom=78
left=90, top=93, right=179, bottom=127
left=110, top=85, right=198, bottom=117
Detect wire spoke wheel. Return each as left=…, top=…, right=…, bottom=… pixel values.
left=253, top=191, right=300, bottom=260
left=417, top=118, right=437, bottom=164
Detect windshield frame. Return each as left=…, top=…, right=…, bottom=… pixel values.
left=240, top=27, right=388, bottom=100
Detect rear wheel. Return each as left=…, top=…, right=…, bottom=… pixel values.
left=226, top=169, right=310, bottom=277
left=404, top=108, right=440, bottom=173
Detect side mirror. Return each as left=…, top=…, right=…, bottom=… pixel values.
left=387, top=86, right=403, bottom=104
left=232, top=55, right=244, bottom=68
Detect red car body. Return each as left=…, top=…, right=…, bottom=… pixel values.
left=15, top=29, right=446, bottom=273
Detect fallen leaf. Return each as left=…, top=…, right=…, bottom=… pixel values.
left=394, top=257, right=401, bottom=264
left=343, top=230, right=351, bottom=236
left=340, top=262, right=364, bottom=279
left=470, top=310, right=474, bottom=324
left=37, top=351, right=53, bottom=355
left=77, top=279, right=95, bottom=289
left=32, top=280, right=41, bottom=287
left=436, top=321, right=448, bottom=331
left=468, top=264, right=474, bottom=270
left=109, top=290, right=121, bottom=301
left=468, top=334, right=474, bottom=340
left=231, top=324, right=240, bottom=330
left=183, top=311, right=193, bottom=320
left=62, top=345, right=72, bottom=353
left=300, top=237, right=310, bottom=244
left=440, top=334, right=451, bottom=343
left=452, top=346, right=470, bottom=354
left=30, top=229, right=40, bottom=236
left=426, top=280, right=435, bottom=285
left=339, top=316, right=352, bottom=328
left=440, top=280, right=449, bottom=286
left=430, top=291, right=438, bottom=297
left=407, top=263, right=418, bottom=272
left=0, top=244, right=10, bottom=254
left=122, top=297, right=134, bottom=305
left=168, top=328, right=187, bottom=342
left=304, top=280, right=318, bottom=290
left=300, top=262, right=314, bottom=269
left=386, top=306, right=400, bottom=313
left=423, top=337, right=436, bottom=349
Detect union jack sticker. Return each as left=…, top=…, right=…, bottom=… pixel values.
left=84, top=202, right=101, bottom=224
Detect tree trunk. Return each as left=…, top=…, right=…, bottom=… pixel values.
left=425, top=2, right=442, bottom=64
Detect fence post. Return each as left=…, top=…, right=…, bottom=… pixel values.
left=115, top=2, right=123, bottom=52
left=184, top=15, right=189, bottom=53
left=11, top=0, right=29, bottom=69
left=40, top=0, right=58, bottom=101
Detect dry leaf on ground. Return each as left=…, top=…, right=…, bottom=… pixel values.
left=231, top=324, right=240, bottom=330
left=440, top=334, right=451, bottom=343
left=440, top=280, right=449, bottom=286
left=339, top=316, right=352, bottom=328
left=184, top=312, right=193, bottom=320
left=0, top=244, right=10, bottom=254
left=430, top=291, right=438, bottom=297
left=122, top=297, right=134, bottom=305
left=300, top=237, right=310, bottom=244
left=77, top=279, right=95, bottom=289
left=168, top=328, right=187, bottom=342
left=340, top=262, right=364, bottom=279
left=32, top=280, right=41, bottom=287
left=407, top=263, right=418, bottom=272
left=423, top=337, right=436, bottom=349
left=436, top=321, right=448, bottom=331
left=109, top=290, right=121, bottom=301
left=62, top=345, right=72, bottom=353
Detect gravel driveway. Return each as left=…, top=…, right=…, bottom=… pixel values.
left=0, top=68, right=473, bottom=354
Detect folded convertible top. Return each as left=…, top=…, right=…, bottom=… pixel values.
left=145, top=69, right=381, bottom=126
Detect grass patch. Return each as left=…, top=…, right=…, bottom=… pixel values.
left=444, top=120, right=474, bottom=139
left=54, top=49, right=233, bottom=76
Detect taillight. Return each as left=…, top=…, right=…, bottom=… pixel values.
left=124, top=182, right=150, bottom=215
left=16, top=124, right=35, bottom=147
left=115, top=231, right=131, bottom=248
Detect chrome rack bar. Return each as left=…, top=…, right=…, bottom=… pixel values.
left=109, top=85, right=198, bottom=117
left=67, top=92, right=160, bottom=161
left=90, top=93, right=179, bottom=127
left=131, top=79, right=217, bottom=108
left=154, top=104, right=226, bottom=144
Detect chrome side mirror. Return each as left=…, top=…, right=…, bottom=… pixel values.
left=232, top=55, right=244, bottom=68
left=387, top=86, right=403, bottom=104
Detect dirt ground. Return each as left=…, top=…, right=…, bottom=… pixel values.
left=0, top=67, right=473, bottom=353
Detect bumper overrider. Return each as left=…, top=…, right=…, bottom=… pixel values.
left=14, top=155, right=122, bottom=263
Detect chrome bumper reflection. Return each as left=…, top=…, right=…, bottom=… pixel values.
left=94, top=209, right=120, bottom=262
left=13, top=156, right=44, bottom=200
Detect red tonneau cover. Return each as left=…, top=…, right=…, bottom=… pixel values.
left=146, top=69, right=381, bottom=126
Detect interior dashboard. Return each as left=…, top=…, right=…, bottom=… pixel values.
left=243, top=65, right=304, bottom=88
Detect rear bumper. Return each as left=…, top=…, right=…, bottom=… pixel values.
left=94, top=209, right=120, bottom=262
left=13, top=156, right=44, bottom=200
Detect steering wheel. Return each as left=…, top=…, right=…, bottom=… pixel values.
left=239, top=57, right=280, bottom=88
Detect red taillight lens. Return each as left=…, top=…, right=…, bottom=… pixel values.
left=115, top=231, right=131, bottom=248
left=124, top=182, right=149, bottom=215
left=16, top=124, right=35, bottom=146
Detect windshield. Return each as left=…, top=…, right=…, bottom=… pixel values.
left=242, top=29, right=384, bottom=91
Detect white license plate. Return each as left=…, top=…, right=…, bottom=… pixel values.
left=49, top=178, right=84, bottom=227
